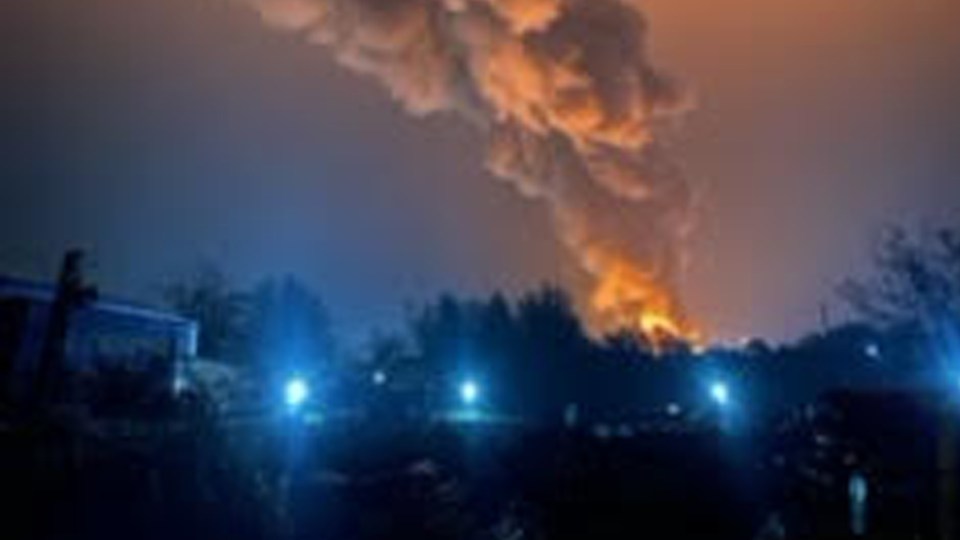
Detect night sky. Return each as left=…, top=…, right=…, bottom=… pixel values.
left=1, top=0, right=958, bottom=343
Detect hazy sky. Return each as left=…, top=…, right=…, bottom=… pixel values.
left=1, top=0, right=958, bottom=343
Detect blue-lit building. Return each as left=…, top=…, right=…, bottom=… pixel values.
left=0, top=275, right=198, bottom=397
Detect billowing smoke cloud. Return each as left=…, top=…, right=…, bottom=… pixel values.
left=244, top=0, right=700, bottom=340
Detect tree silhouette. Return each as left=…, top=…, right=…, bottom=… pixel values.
left=247, top=276, right=336, bottom=376
left=163, top=265, right=252, bottom=363
left=840, top=224, right=960, bottom=330
left=163, top=269, right=334, bottom=373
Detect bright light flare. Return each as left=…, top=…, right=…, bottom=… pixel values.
left=285, top=377, right=310, bottom=410
left=460, top=380, right=479, bottom=406
left=710, top=381, right=730, bottom=406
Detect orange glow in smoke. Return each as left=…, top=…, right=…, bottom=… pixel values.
left=590, top=260, right=703, bottom=350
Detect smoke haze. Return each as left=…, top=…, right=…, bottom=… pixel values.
left=244, top=0, right=700, bottom=338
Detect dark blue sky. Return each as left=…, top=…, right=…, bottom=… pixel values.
left=1, top=0, right=958, bottom=343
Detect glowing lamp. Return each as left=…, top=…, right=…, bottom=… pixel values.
left=460, top=380, right=479, bottom=406
left=710, top=381, right=730, bottom=406
left=285, top=377, right=310, bottom=410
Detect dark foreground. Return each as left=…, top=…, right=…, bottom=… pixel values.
left=1, top=393, right=957, bottom=540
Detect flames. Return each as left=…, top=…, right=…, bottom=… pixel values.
left=590, top=260, right=703, bottom=349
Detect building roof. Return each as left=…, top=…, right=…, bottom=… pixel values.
left=0, top=275, right=195, bottom=329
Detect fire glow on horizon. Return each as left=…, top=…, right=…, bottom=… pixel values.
left=591, top=259, right=702, bottom=346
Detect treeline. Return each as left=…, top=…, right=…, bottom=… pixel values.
left=164, top=223, right=960, bottom=423
left=164, top=274, right=925, bottom=424
left=355, top=289, right=934, bottom=423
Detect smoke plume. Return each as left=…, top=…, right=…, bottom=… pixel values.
left=244, top=0, right=701, bottom=342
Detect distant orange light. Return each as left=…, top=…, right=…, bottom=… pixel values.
left=590, top=259, right=703, bottom=351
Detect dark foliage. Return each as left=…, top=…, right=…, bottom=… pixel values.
left=840, top=224, right=960, bottom=330
left=163, top=268, right=335, bottom=373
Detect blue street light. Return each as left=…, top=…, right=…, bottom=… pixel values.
left=460, top=379, right=479, bottom=406
left=284, top=376, right=310, bottom=411
left=849, top=472, right=869, bottom=536
left=710, top=381, right=730, bottom=406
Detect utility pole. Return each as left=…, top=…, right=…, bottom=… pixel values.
left=34, top=250, right=97, bottom=406
left=939, top=398, right=957, bottom=540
